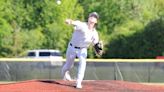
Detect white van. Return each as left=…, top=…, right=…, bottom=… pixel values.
left=27, top=49, right=63, bottom=61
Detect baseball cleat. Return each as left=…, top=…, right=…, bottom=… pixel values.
left=63, top=71, right=72, bottom=81
left=76, top=82, right=82, bottom=89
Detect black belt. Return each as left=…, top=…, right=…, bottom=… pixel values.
left=70, top=43, right=81, bottom=49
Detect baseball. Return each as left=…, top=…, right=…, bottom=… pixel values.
left=56, top=0, right=61, bottom=5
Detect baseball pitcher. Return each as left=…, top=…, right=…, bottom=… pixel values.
left=61, top=12, right=103, bottom=89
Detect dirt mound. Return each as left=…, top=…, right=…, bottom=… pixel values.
left=0, top=80, right=164, bottom=92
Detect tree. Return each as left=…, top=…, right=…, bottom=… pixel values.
left=0, top=0, right=84, bottom=57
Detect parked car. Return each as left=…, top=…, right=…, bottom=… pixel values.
left=27, top=49, right=63, bottom=61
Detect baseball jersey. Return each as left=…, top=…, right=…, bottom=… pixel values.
left=70, top=20, right=99, bottom=48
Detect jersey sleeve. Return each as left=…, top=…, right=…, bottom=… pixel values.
left=72, top=20, right=81, bottom=26
left=73, top=20, right=85, bottom=31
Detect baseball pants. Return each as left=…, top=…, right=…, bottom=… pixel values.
left=62, top=43, right=87, bottom=83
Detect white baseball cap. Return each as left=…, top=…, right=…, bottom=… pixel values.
left=89, top=12, right=99, bottom=19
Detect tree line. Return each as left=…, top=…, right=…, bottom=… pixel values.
left=0, top=0, right=164, bottom=58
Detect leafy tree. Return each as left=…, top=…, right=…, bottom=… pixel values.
left=0, top=0, right=164, bottom=58
left=101, top=0, right=164, bottom=58
left=0, top=0, right=84, bottom=57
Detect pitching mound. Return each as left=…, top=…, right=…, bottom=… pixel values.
left=0, top=80, right=164, bottom=92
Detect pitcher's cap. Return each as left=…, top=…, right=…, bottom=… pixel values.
left=89, top=12, right=99, bottom=19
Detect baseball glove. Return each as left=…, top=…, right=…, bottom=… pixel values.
left=94, top=41, right=103, bottom=56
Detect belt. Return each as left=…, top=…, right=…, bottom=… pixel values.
left=70, top=43, right=81, bottom=49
